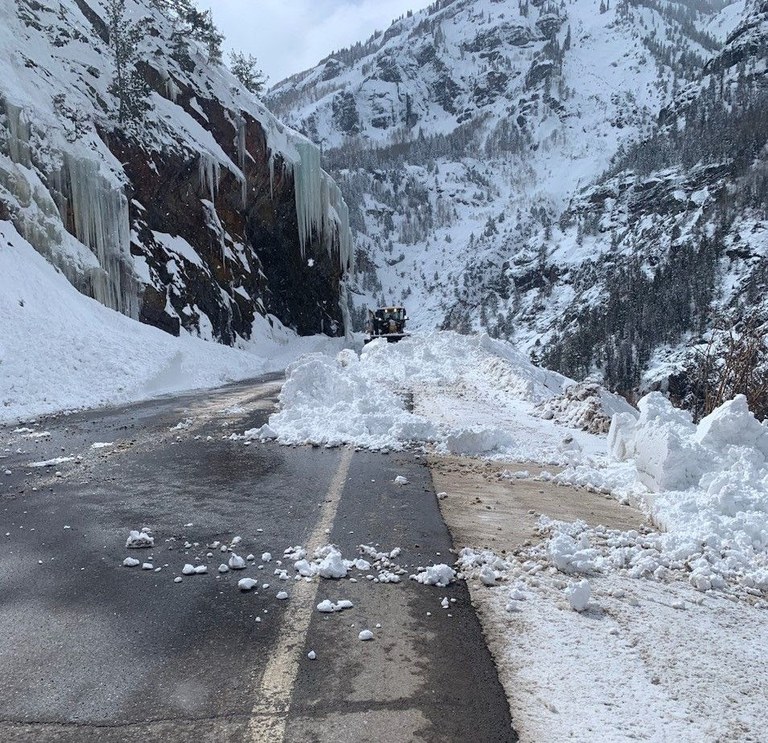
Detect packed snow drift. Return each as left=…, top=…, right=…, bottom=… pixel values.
left=255, top=332, right=632, bottom=460
left=0, top=221, right=344, bottom=424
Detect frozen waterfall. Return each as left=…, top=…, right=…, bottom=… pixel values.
left=62, top=154, right=139, bottom=319
left=291, top=139, right=353, bottom=275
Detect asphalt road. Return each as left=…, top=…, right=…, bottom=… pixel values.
left=0, top=377, right=515, bottom=743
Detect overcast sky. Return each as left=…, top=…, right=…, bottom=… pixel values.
left=197, top=0, right=434, bottom=85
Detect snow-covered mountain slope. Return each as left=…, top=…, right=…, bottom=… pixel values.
left=537, top=0, right=768, bottom=408
left=0, top=0, right=352, bottom=344
left=266, top=0, right=763, bottom=408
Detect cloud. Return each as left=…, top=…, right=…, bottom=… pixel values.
left=197, top=0, right=434, bottom=84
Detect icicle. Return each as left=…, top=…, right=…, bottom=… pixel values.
left=197, top=152, right=220, bottom=202
left=292, top=139, right=353, bottom=272
left=236, top=116, right=247, bottom=172
left=292, top=140, right=323, bottom=259
left=238, top=171, right=247, bottom=210
left=165, top=77, right=181, bottom=103
left=236, top=116, right=247, bottom=208
left=4, top=101, right=32, bottom=167
left=62, top=153, right=139, bottom=319
left=268, top=150, right=275, bottom=200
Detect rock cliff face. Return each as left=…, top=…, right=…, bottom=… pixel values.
left=0, top=0, right=352, bottom=344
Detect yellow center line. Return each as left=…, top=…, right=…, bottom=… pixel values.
left=248, top=446, right=354, bottom=742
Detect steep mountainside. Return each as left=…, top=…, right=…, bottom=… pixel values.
left=0, top=0, right=352, bottom=344
left=267, top=0, right=764, bottom=406
left=540, top=0, right=767, bottom=410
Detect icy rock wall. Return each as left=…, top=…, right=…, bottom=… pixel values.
left=0, top=98, right=139, bottom=320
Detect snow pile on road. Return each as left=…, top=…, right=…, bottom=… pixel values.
left=540, top=392, right=768, bottom=595
left=262, top=333, right=631, bottom=459
left=259, top=348, right=438, bottom=450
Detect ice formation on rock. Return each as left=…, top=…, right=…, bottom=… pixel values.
left=289, top=140, right=353, bottom=275
left=198, top=153, right=221, bottom=203
left=62, top=154, right=139, bottom=319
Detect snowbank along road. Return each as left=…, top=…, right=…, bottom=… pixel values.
left=0, top=375, right=515, bottom=743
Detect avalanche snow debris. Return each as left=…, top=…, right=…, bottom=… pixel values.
left=126, top=529, right=154, bottom=549
left=410, top=564, right=456, bottom=588
left=263, top=332, right=626, bottom=461
left=547, top=392, right=768, bottom=596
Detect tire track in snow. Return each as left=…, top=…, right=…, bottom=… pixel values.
left=247, top=445, right=354, bottom=742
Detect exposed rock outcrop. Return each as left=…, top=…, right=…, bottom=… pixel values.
left=0, top=0, right=352, bottom=344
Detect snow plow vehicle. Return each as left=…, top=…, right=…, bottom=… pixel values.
left=364, top=306, right=409, bottom=343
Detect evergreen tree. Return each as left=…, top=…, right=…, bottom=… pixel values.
left=229, top=51, right=268, bottom=95
left=152, top=0, right=224, bottom=64
left=106, top=0, right=150, bottom=127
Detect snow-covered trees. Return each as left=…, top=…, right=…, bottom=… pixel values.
left=229, top=52, right=268, bottom=95
left=152, top=0, right=224, bottom=64
left=106, top=0, right=150, bottom=126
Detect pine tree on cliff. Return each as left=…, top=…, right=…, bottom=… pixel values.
left=229, top=52, right=268, bottom=95
left=151, top=0, right=224, bottom=64
left=106, top=0, right=150, bottom=127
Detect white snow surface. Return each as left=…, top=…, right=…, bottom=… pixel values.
left=0, top=222, right=346, bottom=424
left=264, top=332, right=626, bottom=460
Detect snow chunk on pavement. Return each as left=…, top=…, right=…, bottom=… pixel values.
left=228, top=553, right=247, bottom=570
left=238, top=578, right=258, bottom=591
left=566, top=579, right=591, bottom=612
left=276, top=591, right=289, bottom=600
left=122, top=557, right=140, bottom=567
left=358, top=630, right=374, bottom=641
left=317, top=599, right=336, bottom=613
left=126, top=529, right=154, bottom=549
left=316, top=546, right=347, bottom=579
left=28, top=456, right=74, bottom=468
left=394, top=475, right=409, bottom=485
left=295, top=559, right=318, bottom=577
left=410, top=564, right=456, bottom=587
